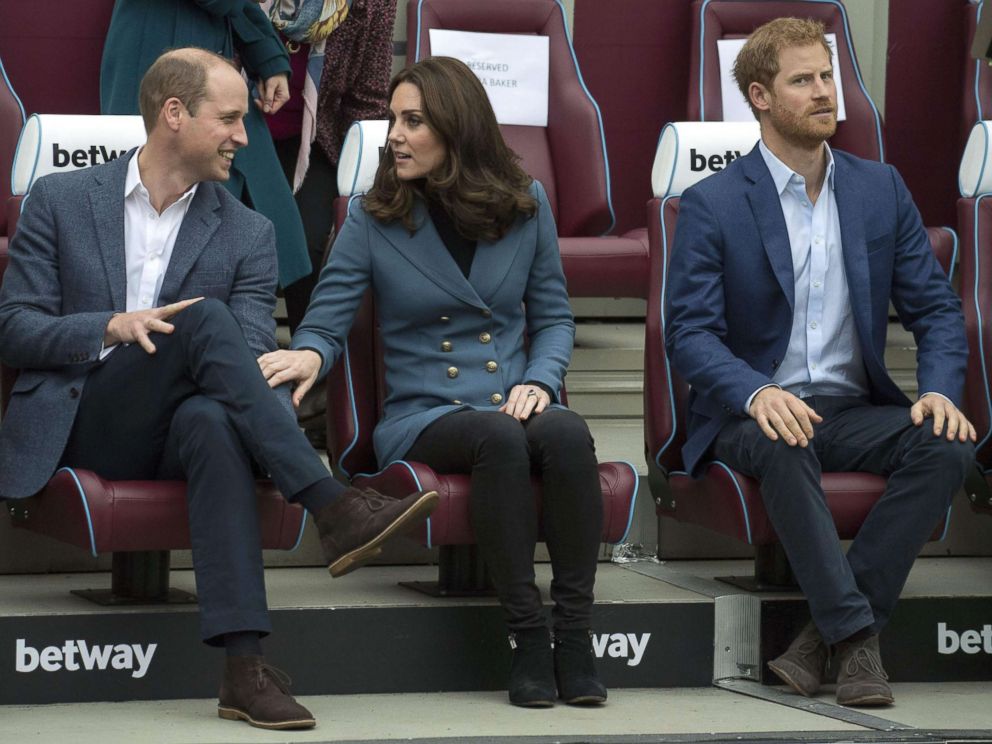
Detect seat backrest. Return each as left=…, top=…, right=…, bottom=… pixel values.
left=408, top=0, right=614, bottom=237
left=644, top=122, right=760, bottom=474
left=646, top=121, right=955, bottom=474
left=688, top=0, right=884, bottom=162
left=957, top=121, right=992, bottom=469
left=0, top=57, right=26, bottom=238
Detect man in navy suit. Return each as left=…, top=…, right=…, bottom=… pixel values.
left=665, top=18, right=974, bottom=706
left=0, top=48, right=435, bottom=729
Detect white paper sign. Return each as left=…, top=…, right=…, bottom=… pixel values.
left=716, top=34, right=846, bottom=123
left=428, top=29, right=549, bottom=127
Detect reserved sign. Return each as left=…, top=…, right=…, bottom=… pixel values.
left=429, top=29, right=550, bottom=127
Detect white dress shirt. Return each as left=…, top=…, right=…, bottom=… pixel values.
left=101, top=149, right=198, bottom=359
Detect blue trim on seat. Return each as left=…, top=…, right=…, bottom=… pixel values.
left=697, top=0, right=884, bottom=160
left=338, top=341, right=361, bottom=480
left=414, top=0, right=425, bottom=61
left=354, top=460, right=431, bottom=548
left=977, top=2, right=986, bottom=124
left=709, top=460, right=754, bottom=545
left=654, top=195, right=680, bottom=468
left=1, top=54, right=27, bottom=194
left=57, top=467, right=99, bottom=558
left=941, top=226, right=959, bottom=283
left=288, top=509, right=307, bottom=552
left=347, top=121, right=363, bottom=196
left=553, top=0, right=615, bottom=235
left=613, top=460, right=640, bottom=544
left=937, top=504, right=953, bottom=542
left=972, top=196, right=992, bottom=450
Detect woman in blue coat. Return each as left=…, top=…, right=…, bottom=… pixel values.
left=100, top=0, right=311, bottom=291
left=259, top=57, right=607, bottom=708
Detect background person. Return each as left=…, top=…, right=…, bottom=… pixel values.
left=100, top=0, right=312, bottom=294
left=258, top=56, right=609, bottom=709
left=664, top=18, right=975, bottom=707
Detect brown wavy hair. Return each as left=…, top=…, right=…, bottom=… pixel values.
left=364, top=56, right=537, bottom=240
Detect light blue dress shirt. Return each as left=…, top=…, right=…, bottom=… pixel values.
left=745, top=141, right=869, bottom=411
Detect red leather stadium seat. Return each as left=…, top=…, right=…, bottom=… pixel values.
left=408, top=0, right=649, bottom=299
left=0, top=57, right=25, bottom=255
left=645, top=193, right=952, bottom=586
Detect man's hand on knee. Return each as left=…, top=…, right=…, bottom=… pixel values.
left=104, top=297, right=203, bottom=354
left=911, top=394, right=977, bottom=442
left=748, top=387, right=822, bottom=447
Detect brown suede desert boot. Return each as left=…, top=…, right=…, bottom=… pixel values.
left=317, top=487, right=439, bottom=577
left=834, top=634, right=894, bottom=706
left=217, top=656, right=315, bottom=730
left=767, top=620, right=829, bottom=697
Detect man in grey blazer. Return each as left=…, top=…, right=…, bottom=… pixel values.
left=0, top=48, right=436, bottom=730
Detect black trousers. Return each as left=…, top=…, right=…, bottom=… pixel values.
left=406, top=408, right=603, bottom=631
left=713, top=395, right=974, bottom=645
left=60, top=299, right=332, bottom=644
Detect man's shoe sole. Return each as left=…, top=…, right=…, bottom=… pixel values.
left=218, top=706, right=316, bottom=730
left=328, top=490, right=439, bottom=578
left=561, top=693, right=607, bottom=705
left=767, top=658, right=820, bottom=697
left=837, top=690, right=895, bottom=707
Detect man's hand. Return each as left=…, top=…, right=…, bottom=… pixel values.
left=911, top=394, right=977, bottom=442
left=749, top=387, right=823, bottom=447
left=499, top=384, right=550, bottom=421
left=255, top=74, right=290, bottom=114
left=104, top=297, right=203, bottom=354
left=257, top=349, right=322, bottom=408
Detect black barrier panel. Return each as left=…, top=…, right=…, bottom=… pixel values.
left=0, top=602, right=713, bottom=705
left=761, top=596, right=992, bottom=684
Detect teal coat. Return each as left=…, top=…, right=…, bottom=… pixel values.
left=99, top=0, right=310, bottom=287
left=292, top=180, right=575, bottom=467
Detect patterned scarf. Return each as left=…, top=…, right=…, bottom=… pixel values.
left=263, top=0, right=352, bottom=190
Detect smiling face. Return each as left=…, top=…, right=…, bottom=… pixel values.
left=176, top=64, right=248, bottom=183
left=387, top=82, right=446, bottom=180
left=752, top=43, right=837, bottom=149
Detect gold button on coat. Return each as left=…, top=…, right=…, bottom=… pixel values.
left=479, top=332, right=492, bottom=344
left=447, top=366, right=459, bottom=379
left=441, top=341, right=453, bottom=352
left=440, top=316, right=451, bottom=323
left=486, top=361, right=498, bottom=373
left=482, top=309, right=492, bottom=318
left=490, top=392, right=503, bottom=404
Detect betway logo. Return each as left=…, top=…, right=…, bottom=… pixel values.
left=937, top=623, right=992, bottom=654
left=689, top=148, right=743, bottom=173
left=51, top=143, right=127, bottom=168
left=15, top=638, right=157, bottom=678
left=591, top=632, right=650, bottom=666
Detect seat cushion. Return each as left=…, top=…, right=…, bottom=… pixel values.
left=663, top=464, right=949, bottom=544
left=9, top=469, right=306, bottom=556
left=352, top=460, right=638, bottom=547
left=559, top=230, right=649, bottom=298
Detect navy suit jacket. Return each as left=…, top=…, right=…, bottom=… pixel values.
left=664, top=144, right=967, bottom=477
left=0, top=150, right=289, bottom=499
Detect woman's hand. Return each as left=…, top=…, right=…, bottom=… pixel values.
left=500, top=384, right=551, bottom=421
left=257, top=349, right=322, bottom=408
left=255, top=73, right=290, bottom=114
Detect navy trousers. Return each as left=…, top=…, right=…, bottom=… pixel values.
left=60, top=299, right=329, bottom=645
left=713, top=395, right=974, bottom=645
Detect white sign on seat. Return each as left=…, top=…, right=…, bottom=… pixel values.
left=716, top=34, right=847, bottom=123
left=337, top=120, right=389, bottom=197
left=651, top=121, right=761, bottom=198
left=428, top=29, right=549, bottom=127
left=11, top=114, right=145, bottom=195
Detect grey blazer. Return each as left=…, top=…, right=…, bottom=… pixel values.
left=291, top=180, right=575, bottom=467
left=0, top=150, right=288, bottom=500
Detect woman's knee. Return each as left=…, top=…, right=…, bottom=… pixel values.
left=474, top=412, right=530, bottom=461
left=526, top=409, right=595, bottom=455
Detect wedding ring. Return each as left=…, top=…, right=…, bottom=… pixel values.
left=526, top=390, right=537, bottom=397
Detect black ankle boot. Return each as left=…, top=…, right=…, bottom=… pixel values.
left=507, top=627, right=556, bottom=707
left=553, top=628, right=607, bottom=705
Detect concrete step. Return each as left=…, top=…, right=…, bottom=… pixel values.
left=566, top=370, right=643, bottom=418
left=573, top=321, right=644, bottom=371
